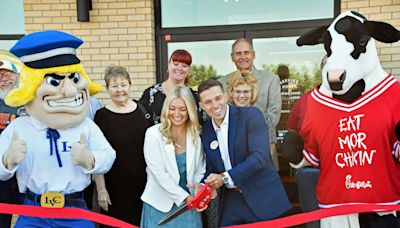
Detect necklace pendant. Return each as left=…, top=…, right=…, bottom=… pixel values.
left=174, top=143, right=182, bottom=148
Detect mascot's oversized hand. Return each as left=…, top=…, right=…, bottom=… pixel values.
left=281, top=130, right=304, bottom=165
left=3, top=132, right=27, bottom=171
left=70, top=133, right=94, bottom=170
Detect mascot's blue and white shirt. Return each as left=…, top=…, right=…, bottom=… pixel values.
left=0, top=115, right=115, bottom=195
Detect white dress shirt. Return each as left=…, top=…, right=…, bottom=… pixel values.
left=212, top=105, right=236, bottom=188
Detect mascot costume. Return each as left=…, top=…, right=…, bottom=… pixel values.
left=0, top=30, right=116, bottom=227
left=282, top=11, right=400, bottom=227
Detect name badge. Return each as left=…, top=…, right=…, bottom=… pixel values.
left=40, top=192, right=65, bottom=208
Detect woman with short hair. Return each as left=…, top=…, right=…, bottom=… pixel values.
left=226, top=70, right=259, bottom=107
left=227, top=70, right=278, bottom=169
left=94, top=65, right=150, bottom=226
left=139, top=49, right=206, bottom=126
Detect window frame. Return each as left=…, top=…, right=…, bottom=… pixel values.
left=154, top=0, right=340, bottom=82
left=0, top=35, right=24, bottom=40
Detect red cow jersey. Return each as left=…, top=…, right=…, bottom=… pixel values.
left=300, top=75, right=400, bottom=208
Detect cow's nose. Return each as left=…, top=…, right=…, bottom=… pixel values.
left=327, top=70, right=346, bottom=91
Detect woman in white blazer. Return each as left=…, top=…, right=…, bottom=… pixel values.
left=141, top=86, right=206, bottom=228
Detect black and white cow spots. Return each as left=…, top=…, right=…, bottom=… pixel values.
left=334, top=16, right=370, bottom=59
left=297, top=11, right=400, bottom=102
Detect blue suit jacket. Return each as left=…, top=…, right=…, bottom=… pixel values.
left=201, top=105, right=291, bottom=220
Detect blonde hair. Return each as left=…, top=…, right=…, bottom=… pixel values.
left=5, top=63, right=102, bottom=107
left=227, top=70, right=259, bottom=106
left=160, top=86, right=200, bottom=145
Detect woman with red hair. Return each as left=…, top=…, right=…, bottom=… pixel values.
left=139, top=49, right=206, bottom=126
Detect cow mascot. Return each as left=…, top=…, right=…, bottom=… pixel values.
left=282, top=11, right=400, bottom=227
left=0, top=30, right=116, bottom=228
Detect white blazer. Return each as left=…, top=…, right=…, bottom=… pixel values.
left=141, top=124, right=206, bottom=212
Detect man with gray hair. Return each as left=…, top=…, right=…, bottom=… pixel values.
left=0, top=58, right=22, bottom=228
left=218, top=38, right=282, bottom=169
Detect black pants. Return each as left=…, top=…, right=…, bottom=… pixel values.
left=0, top=176, right=23, bottom=228
left=359, top=212, right=399, bottom=228
left=295, top=167, right=320, bottom=228
left=83, top=181, right=95, bottom=209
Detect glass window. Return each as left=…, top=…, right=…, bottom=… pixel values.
left=161, top=0, right=334, bottom=28
left=0, top=0, right=25, bottom=35
left=253, top=36, right=325, bottom=144
left=0, top=40, right=18, bottom=50
left=168, top=40, right=236, bottom=86
left=0, top=0, right=24, bottom=51
left=253, top=37, right=325, bottom=91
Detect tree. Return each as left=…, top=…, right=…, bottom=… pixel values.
left=188, top=64, right=217, bottom=88
left=263, top=63, right=321, bottom=93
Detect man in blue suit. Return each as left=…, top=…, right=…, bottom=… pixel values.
left=198, top=79, right=291, bottom=226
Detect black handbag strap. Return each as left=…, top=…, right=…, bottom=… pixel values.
left=135, top=100, right=152, bottom=125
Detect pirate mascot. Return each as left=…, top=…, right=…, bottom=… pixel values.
left=0, top=30, right=116, bottom=227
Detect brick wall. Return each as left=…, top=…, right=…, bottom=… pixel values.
left=342, top=0, right=400, bottom=77
left=24, top=0, right=156, bottom=104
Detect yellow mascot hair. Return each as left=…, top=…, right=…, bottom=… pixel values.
left=5, top=63, right=102, bottom=107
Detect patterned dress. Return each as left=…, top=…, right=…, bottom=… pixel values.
left=139, top=83, right=207, bottom=126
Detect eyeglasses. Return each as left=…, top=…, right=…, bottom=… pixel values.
left=0, top=72, right=16, bottom=80
left=232, top=89, right=252, bottom=96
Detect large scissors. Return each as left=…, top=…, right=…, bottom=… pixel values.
left=158, top=183, right=214, bottom=225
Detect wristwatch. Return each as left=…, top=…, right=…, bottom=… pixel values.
left=221, top=173, right=229, bottom=185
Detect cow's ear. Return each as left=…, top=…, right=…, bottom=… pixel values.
left=364, top=20, right=400, bottom=43
left=297, top=26, right=328, bottom=46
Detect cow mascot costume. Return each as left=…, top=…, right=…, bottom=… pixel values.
left=282, top=11, right=400, bottom=227
left=0, top=30, right=116, bottom=227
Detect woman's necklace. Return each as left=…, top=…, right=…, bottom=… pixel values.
left=174, top=134, right=185, bottom=149
left=174, top=136, right=182, bottom=148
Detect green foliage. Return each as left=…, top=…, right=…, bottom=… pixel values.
left=188, top=64, right=217, bottom=88
left=262, top=63, right=321, bottom=93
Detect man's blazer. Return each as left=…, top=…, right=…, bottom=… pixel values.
left=201, top=105, right=291, bottom=220
left=141, top=124, right=206, bottom=212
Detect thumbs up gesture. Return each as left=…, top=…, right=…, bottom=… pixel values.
left=70, top=133, right=95, bottom=170
left=3, top=132, right=27, bottom=170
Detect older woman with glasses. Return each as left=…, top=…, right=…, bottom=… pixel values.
left=227, top=70, right=278, bottom=168
left=227, top=70, right=259, bottom=107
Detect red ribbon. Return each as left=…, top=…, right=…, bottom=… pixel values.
left=226, top=204, right=400, bottom=228
left=1, top=202, right=399, bottom=227
left=0, top=203, right=138, bottom=228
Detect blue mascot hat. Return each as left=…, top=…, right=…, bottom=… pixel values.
left=10, top=30, right=83, bottom=69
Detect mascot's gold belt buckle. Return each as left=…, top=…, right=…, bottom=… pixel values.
left=40, top=192, right=65, bottom=208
